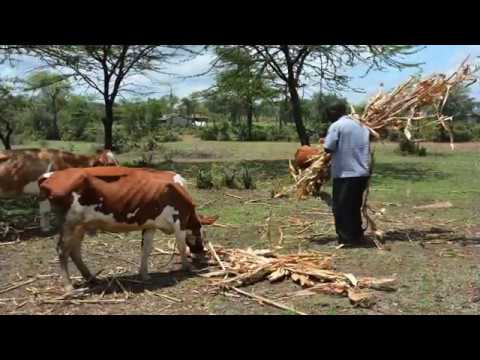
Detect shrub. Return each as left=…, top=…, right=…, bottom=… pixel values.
left=222, top=167, right=241, bottom=189
left=196, top=168, right=214, bottom=189
left=200, top=126, right=219, bottom=141
left=156, top=128, right=181, bottom=142
left=417, top=147, right=427, bottom=156
left=387, top=130, right=402, bottom=142
left=398, top=137, right=427, bottom=156
left=398, top=138, right=417, bottom=154
left=240, top=166, right=256, bottom=190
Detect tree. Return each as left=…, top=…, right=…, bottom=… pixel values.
left=213, top=47, right=278, bottom=140
left=25, top=71, right=71, bottom=140
left=179, top=96, right=199, bottom=117
left=24, top=46, right=196, bottom=149
left=227, top=45, right=422, bottom=145
left=442, top=85, right=478, bottom=121
left=0, top=83, right=26, bottom=149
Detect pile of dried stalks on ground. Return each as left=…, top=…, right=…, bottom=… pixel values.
left=205, top=245, right=396, bottom=310
left=290, top=59, right=478, bottom=200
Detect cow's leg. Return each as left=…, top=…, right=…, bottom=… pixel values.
left=39, top=199, right=51, bottom=232
left=69, top=226, right=96, bottom=284
left=139, top=229, right=155, bottom=281
left=173, top=223, right=191, bottom=271
left=57, top=226, right=75, bottom=292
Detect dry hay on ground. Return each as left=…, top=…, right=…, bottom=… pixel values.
left=203, top=245, right=396, bottom=309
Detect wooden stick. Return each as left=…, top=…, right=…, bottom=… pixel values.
left=197, top=200, right=217, bottom=209
left=297, top=224, right=314, bottom=235
left=114, top=278, right=129, bottom=300
left=211, top=223, right=239, bottom=229
left=224, top=193, right=243, bottom=200
left=244, top=198, right=268, bottom=204
left=278, top=226, right=284, bottom=246
left=40, top=298, right=126, bottom=305
left=153, top=293, right=182, bottom=303
left=0, top=240, right=21, bottom=246
left=230, top=287, right=307, bottom=315
left=208, top=242, right=226, bottom=271
left=0, top=278, right=38, bottom=295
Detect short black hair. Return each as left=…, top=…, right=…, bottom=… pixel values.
left=325, top=101, right=348, bottom=123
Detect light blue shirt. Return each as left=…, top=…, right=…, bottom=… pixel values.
left=324, top=116, right=371, bottom=179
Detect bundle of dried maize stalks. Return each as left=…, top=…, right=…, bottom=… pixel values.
left=205, top=245, right=396, bottom=307
left=291, top=58, right=478, bottom=200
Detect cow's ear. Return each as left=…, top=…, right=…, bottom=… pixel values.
left=199, top=214, right=218, bottom=226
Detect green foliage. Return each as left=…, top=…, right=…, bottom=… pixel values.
left=240, top=166, right=256, bottom=190
left=196, top=168, right=214, bottom=189
left=303, top=92, right=349, bottom=137
left=220, top=167, right=239, bottom=189
left=398, top=138, right=427, bottom=156
left=200, top=121, right=231, bottom=141
left=196, top=164, right=255, bottom=190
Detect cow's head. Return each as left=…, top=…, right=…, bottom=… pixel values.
left=91, top=150, right=119, bottom=167
left=186, top=214, right=218, bottom=256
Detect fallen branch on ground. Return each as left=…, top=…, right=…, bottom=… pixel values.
left=230, top=287, right=307, bottom=315
left=0, top=277, right=39, bottom=295
left=224, top=193, right=243, bottom=200
left=205, top=245, right=396, bottom=308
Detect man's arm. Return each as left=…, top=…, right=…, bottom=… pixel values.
left=323, top=124, right=339, bottom=154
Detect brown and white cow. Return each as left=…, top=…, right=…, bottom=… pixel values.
left=38, top=167, right=216, bottom=292
left=293, top=145, right=322, bottom=171
left=0, top=148, right=119, bottom=232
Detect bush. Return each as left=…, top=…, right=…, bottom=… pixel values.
left=417, top=147, right=427, bottom=156
left=387, top=130, right=402, bottom=142
left=451, top=123, right=473, bottom=142
left=200, top=121, right=231, bottom=141
left=240, top=166, right=256, bottom=190
left=196, top=168, right=214, bottom=189
left=221, top=167, right=239, bottom=189
left=156, top=129, right=181, bottom=143
left=398, top=138, right=427, bottom=156
left=200, top=126, right=219, bottom=141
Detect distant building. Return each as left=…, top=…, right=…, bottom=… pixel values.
left=158, top=114, right=209, bottom=127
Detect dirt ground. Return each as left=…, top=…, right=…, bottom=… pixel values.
left=1, top=141, right=480, bottom=315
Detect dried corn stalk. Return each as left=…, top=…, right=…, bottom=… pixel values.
left=206, top=245, right=396, bottom=307
left=292, top=59, right=477, bottom=199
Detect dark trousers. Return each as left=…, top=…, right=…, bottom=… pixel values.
left=332, top=176, right=369, bottom=245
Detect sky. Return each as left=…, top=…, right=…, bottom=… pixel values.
left=1, top=45, right=479, bottom=103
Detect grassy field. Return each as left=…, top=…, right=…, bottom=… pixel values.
left=1, top=137, right=480, bottom=315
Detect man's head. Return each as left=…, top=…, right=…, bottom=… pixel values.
left=325, top=102, right=348, bottom=123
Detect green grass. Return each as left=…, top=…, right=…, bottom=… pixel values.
left=4, top=138, right=480, bottom=314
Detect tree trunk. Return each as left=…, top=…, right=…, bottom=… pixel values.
left=287, top=81, right=309, bottom=146
left=51, top=111, right=61, bottom=140
left=247, top=99, right=253, bottom=141
left=0, top=119, right=13, bottom=150
left=104, top=101, right=114, bottom=150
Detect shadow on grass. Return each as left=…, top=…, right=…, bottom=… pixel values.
left=307, top=226, right=479, bottom=247
left=374, top=162, right=450, bottom=182
left=125, top=159, right=290, bottom=180
left=78, top=263, right=209, bottom=296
